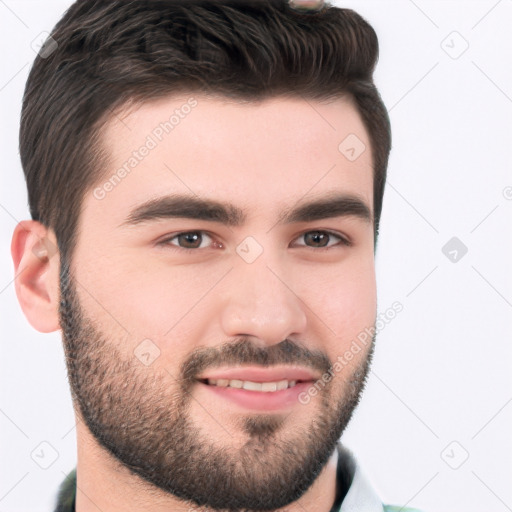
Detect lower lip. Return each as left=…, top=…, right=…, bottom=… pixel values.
left=198, top=381, right=313, bottom=411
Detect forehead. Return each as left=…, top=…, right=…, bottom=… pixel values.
left=88, top=93, right=373, bottom=224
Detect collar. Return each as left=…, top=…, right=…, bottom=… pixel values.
left=333, top=442, right=384, bottom=512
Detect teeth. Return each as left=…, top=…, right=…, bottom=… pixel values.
left=243, top=381, right=262, bottom=391
left=261, top=382, right=277, bottom=392
left=276, top=379, right=288, bottom=391
left=206, top=378, right=299, bottom=392
left=229, top=379, right=243, bottom=389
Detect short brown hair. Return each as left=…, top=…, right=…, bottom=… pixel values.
left=20, top=0, right=391, bottom=263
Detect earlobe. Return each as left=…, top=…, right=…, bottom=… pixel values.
left=11, top=220, right=61, bottom=333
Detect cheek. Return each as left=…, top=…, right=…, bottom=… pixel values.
left=299, top=259, right=377, bottom=343
left=82, top=253, right=230, bottom=343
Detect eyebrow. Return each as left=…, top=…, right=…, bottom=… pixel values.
left=120, top=192, right=372, bottom=228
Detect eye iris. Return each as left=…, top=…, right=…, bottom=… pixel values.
left=179, top=232, right=202, bottom=248
left=305, top=231, right=329, bottom=247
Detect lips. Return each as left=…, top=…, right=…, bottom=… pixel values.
left=195, top=366, right=321, bottom=411
left=198, top=379, right=316, bottom=410
left=196, top=365, right=320, bottom=384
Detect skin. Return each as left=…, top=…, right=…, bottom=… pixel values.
left=12, top=94, right=377, bottom=512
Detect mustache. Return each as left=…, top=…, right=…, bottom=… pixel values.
left=180, top=338, right=332, bottom=384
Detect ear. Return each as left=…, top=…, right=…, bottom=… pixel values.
left=11, top=221, right=61, bottom=333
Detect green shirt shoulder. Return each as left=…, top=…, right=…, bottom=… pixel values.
left=54, top=469, right=76, bottom=512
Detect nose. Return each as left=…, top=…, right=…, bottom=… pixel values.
left=220, top=255, right=308, bottom=346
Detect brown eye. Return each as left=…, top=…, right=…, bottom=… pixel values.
left=176, top=232, right=203, bottom=249
left=158, top=231, right=216, bottom=250
left=304, top=231, right=330, bottom=247
left=294, top=230, right=351, bottom=249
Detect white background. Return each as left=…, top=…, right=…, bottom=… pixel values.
left=1, top=1, right=511, bottom=511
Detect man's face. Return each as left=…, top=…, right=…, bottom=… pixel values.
left=61, top=94, right=377, bottom=510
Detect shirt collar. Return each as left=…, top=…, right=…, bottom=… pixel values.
left=334, top=442, right=383, bottom=512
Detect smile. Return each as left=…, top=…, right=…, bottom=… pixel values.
left=201, top=378, right=302, bottom=392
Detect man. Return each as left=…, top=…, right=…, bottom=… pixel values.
left=11, top=0, right=421, bottom=510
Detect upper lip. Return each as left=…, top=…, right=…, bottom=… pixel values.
left=196, top=366, right=321, bottom=383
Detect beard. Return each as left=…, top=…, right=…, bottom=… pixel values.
left=58, top=259, right=375, bottom=512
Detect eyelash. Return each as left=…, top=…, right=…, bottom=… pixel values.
left=156, top=230, right=352, bottom=252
